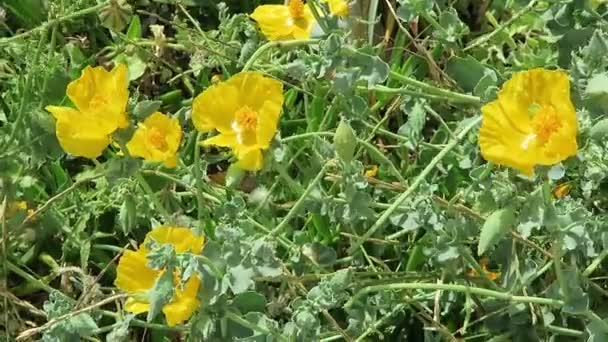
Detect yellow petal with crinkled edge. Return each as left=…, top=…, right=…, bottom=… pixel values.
left=162, top=276, right=201, bottom=326
left=46, top=106, right=112, bottom=159
left=250, top=4, right=315, bottom=41
left=126, top=112, right=182, bottom=168
left=479, top=68, right=578, bottom=176
left=114, top=249, right=160, bottom=293
left=192, top=79, right=241, bottom=133
left=66, top=64, right=129, bottom=130
left=144, top=226, right=205, bottom=254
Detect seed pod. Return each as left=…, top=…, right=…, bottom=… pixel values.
left=99, top=0, right=132, bottom=32
left=119, top=193, right=137, bottom=235
left=334, top=119, right=357, bottom=163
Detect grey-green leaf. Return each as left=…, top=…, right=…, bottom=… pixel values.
left=478, top=208, right=515, bottom=256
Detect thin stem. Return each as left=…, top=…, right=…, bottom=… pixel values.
left=192, top=133, right=207, bottom=228
left=280, top=131, right=334, bottom=143
left=367, top=0, right=380, bottom=45
left=347, top=282, right=564, bottom=308
left=242, top=39, right=319, bottom=71
left=269, top=163, right=330, bottom=236
left=552, top=237, right=570, bottom=300
left=0, top=2, right=109, bottom=46
left=347, top=117, right=481, bottom=254
left=388, top=71, right=481, bottom=105
left=224, top=311, right=288, bottom=342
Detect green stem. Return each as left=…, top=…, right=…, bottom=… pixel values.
left=388, top=71, right=481, bottom=105
left=0, top=2, right=109, bottom=46
left=347, top=117, right=481, bottom=254
left=242, top=39, right=320, bottom=71
left=269, top=163, right=330, bottom=236
left=347, top=282, right=564, bottom=308
left=135, top=173, right=171, bottom=222
left=552, top=237, right=570, bottom=300
left=583, top=247, right=608, bottom=277
left=224, top=311, right=288, bottom=342
left=367, top=0, right=380, bottom=45
left=192, top=133, right=206, bottom=228
left=280, top=131, right=334, bottom=143
left=545, top=325, right=584, bottom=338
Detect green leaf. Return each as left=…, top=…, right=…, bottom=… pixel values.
left=445, top=56, right=492, bottom=93
left=348, top=49, right=390, bottom=86
left=435, top=8, right=469, bottom=44
left=99, top=0, right=132, bottom=32
left=586, top=73, right=608, bottom=108
left=103, top=158, right=141, bottom=183
left=397, top=0, right=433, bottom=21
left=118, top=193, right=137, bottom=235
left=478, top=208, right=515, bottom=256
left=233, top=291, right=267, bottom=314
left=302, top=242, right=337, bottom=267
left=587, top=319, right=608, bottom=342
left=147, top=266, right=175, bottom=322
left=106, top=315, right=133, bottom=342
left=590, top=118, right=608, bottom=141
left=228, top=263, right=256, bottom=294
left=127, top=15, right=142, bottom=40
left=133, top=100, right=162, bottom=121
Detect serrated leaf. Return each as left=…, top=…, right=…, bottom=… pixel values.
left=445, top=56, right=492, bottom=93
left=478, top=208, right=515, bottom=255
left=133, top=101, right=162, bottom=121
left=234, top=291, right=267, bottom=313
left=590, top=118, right=608, bottom=140
left=147, top=267, right=175, bottom=322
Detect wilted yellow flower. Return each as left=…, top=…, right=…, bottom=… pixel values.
left=126, top=112, right=182, bottom=168
left=479, top=69, right=578, bottom=176
left=46, top=64, right=130, bottom=159
left=468, top=258, right=501, bottom=281
left=5, top=201, right=27, bottom=219
left=250, top=0, right=315, bottom=41
left=115, top=226, right=205, bottom=327
left=192, top=72, right=284, bottom=171
left=553, top=183, right=571, bottom=199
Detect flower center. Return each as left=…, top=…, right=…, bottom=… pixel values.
left=148, top=127, right=168, bottom=151
left=234, top=106, right=258, bottom=132
left=531, top=105, right=562, bottom=145
left=90, top=94, right=108, bottom=108
left=233, top=106, right=258, bottom=146
left=289, top=0, right=305, bottom=18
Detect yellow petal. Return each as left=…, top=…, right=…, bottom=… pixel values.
left=202, top=133, right=238, bottom=148
left=114, top=249, right=160, bottom=293
left=66, top=64, right=129, bottom=131
left=145, top=226, right=205, bottom=254
left=235, top=148, right=264, bottom=171
left=325, top=0, right=349, bottom=17
left=192, top=81, right=241, bottom=133
left=250, top=5, right=314, bottom=41
left=46, top=106, right=112, bottom=159
left=162, top=276, right=201, bottom=326
left=124, top=298, right=151, bottom=314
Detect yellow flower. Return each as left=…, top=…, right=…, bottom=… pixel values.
left=115, top=226, right=205, bottom=327
left=468, top=258, right=501, bottom=281
left=192, top=72, right=284, bottom=171
left=364, top=165, right=378, bottom=178
left=45, top=64, right=130, bottom=159
left=553, top=183, right=571, bottom=199
left=325, top=0, right=349, bottom=17
left=479, top=68, right=578, bottom=176
left=126, top=112, right=182, bottom=168
left=250, top=0, right=315, bottom=41
left=5, top=201, right=27, bottom=219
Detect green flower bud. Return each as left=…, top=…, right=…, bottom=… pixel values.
left=334, top=119, right=357, bottom=163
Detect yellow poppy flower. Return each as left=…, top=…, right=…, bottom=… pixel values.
left=250, top=0, right=316, bottom=41
left=364, top=165, right=378, bottom=178
left=114, top=226, right=205, bottom=327
left=192, top=72, right=284, bottom=171
left=479, top=68, right=578, bottom=176
left=45, top=64, right=130, bottom=159
left=326, top=0, right=349, bottom=17
left=126, top=112, right=182, bottom=168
